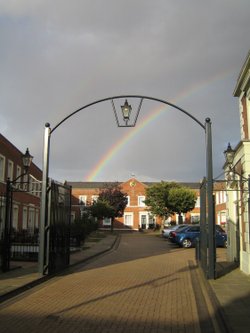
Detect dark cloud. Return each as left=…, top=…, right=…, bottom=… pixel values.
left=0, top=0, right=249, bottom=182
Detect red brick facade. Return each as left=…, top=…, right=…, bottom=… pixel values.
left=69, top=178, right=203, bottom=230
left=0, top=134, right=42, bottom=233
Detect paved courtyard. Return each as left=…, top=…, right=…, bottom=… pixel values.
left=0, top=233, right=221, bottom=333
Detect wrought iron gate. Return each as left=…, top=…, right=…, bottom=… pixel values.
left=197, top=178, right=216, bottom=278
left=47, top=180, right=71, bottom=275
left=0, top=192, right=9, bottom=271
left=0, top=181, right=17, bottom=272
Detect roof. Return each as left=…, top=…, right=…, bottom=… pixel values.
left=67, top=180, right=201, bottom=189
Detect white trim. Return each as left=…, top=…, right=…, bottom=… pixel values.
left=124, top=212, right=134, bottom=226
left=79, top=195, right=87, bottom=205
left=22, top=207, right=28, bottom=229
left=138, top=196, right=146, bottom=207
left=12, top=205, right=19, bottom=230
left=0, top=154, right=5, bottom=182
left=103, top=217, right=111, bottom=226
left=7, top=159, right=14, bottom=181
left=139, top=211, right=149, bottom=229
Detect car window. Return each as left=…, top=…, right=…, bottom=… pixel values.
left=215, top=225, right=225, bottom=232
left=189, top=226, right=200, bottom=232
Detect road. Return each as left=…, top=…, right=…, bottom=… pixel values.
left=0, top=233, right=218, bottom=333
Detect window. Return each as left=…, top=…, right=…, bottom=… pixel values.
left=126, top=196, right=130, bottom=207
left=79, top=195, right=87, bottom=205
left=195, top=196, right=200, bottom=208
left=22, top=207, right=28, bottom=229
left=7, top=160, right=14, bottom=181
left=138, top=196, right=146, bottom=207
left=28, top=208, right=35, bottom=231
left=124, top=213, right=133, bottom=226
left=191, top=214, right=200, bottom=224
left=12, top=205, right=19, bottom=230
left=16, top=165, right=22, bottom=179
left=0, top=154, right=5, bottom=181
left=103, top=218, right=111, bottom=226
left=91, top=195, right=99, bottom=203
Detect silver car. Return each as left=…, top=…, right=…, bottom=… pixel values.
left=162, top=224, right=189, bottom=238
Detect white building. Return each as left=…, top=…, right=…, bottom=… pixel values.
left=224, top=51, right=250, bottom=274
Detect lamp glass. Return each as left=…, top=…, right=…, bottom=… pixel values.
left=121, top=100, right=132, bottom=120
left=224, top=143, right=235, bottom=165
left=22, top=148, right=33, bottom=169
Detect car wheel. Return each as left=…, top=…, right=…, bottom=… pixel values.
left=182, top=238, right=192, bottom=248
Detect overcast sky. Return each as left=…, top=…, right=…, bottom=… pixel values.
left=0, top=0, right=249, bottom=183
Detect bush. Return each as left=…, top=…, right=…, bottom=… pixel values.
left=70, top=216, right=98, bottom=246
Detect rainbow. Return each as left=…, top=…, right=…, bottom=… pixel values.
left=86, top=70, right=234, bottom=181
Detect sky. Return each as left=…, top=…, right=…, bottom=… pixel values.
left=0, top=0, right=249, bottom=183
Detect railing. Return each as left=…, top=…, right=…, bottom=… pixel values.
left=10, top=230, right=39, bottom=261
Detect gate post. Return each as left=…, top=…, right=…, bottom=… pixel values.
left=199, top=178, right=207, bottom=274
left=2, top=179, right=12, bottom=272
left=38, top=123, right=51, bottom=274
left=205, top=118, right=215, bottom=279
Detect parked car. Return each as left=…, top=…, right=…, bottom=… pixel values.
left=168, top=224, right=191, bottom=240
left=170, top=225, right=227, bottom=248
left=162, top=224, right=189, bottom=238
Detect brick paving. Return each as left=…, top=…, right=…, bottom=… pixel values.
left=0, top=233, right=218, bottom=333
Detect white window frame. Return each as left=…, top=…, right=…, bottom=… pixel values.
left=190, top=214, right=200, bottom=224
left=103, top=217, right=111, bottom=226
left=91, top=195, right=99, bottom=203
left=79, top=195, right=87, bottom=205
left=16, top=165, right=22, bottom=179
left=138, top=196, right=146, bottom=207
left=126, top=196, right=130, bottom=207
left=7, top=160, right=14, bottom=181
left=12, top=205, right=19, bottom=230
left=0, top=154, right=6, bottom=182
left=139, top=211, right=149, bottom=228
left=28, top=208, right=35, bottom=231
left=124, top=212, right=134, bottom=227
left=22, top=207, right=28, bottom=229
left=195, top=196, right=200, bottom=208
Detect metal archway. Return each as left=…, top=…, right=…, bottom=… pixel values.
left=39, top=95, right=215, bottom=278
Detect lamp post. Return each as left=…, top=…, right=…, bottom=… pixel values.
left=2, top=148, right=33, bottom=272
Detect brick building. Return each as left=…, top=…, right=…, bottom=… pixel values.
left=69, top=178, right=204, bottom=230
left=0, top=133, right=227, bottom=234
left=0, top=133, right=42, bottom=234
left=224, top=51, right=250, bottom=274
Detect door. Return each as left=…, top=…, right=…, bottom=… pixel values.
left=140, top=214, right=147, bottom=229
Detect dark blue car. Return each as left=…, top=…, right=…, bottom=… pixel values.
left=171, top=225, right=227, bottom=248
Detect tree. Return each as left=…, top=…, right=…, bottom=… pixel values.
left=144, top=181, right=181, bottom=221
left=91, top=183, right=128, bottom=232
left=168, top=187, right=197, bottom=224
left=89, top=200, right=115, bottom=220
left=144, top=182, right=197, bottom=225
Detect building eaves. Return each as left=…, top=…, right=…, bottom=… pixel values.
left=234, top=50, right=250, bottom=97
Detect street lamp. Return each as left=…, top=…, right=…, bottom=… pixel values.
left=22, top=148, right=33, bottom=174
left=2, top=148, right=33, bottom=272
left=224, top=142, right=250, bottom=263
left=224, top=143, right=235, bottom=167
left=121, top=99, right=132, bottom=125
